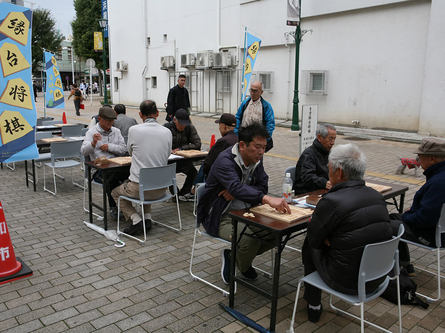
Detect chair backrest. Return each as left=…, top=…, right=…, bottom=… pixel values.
left=138, top=164, right=177, bottom=199
left=357, top=224, right=405, bottom=301
left=62, top=125, right=83, bottom=137
left=284, top=166, right=296, bottom=183
left=36, top=131, right=52, bottom=140
left=41, top=120, right=59, bottom=126
left=195, top=184, right=206, bottom=227
left=50, top=141, right=82, bottom=164
left=436, top=203, right=445, bottom=247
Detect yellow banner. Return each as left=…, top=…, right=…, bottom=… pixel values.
left=94, top=31, right=103, bottom=51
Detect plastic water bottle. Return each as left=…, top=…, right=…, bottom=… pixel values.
left=282, top=172, right=293, bottom=203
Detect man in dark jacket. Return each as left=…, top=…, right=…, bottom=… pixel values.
left=293, top=124, right=336, bottom=194
left=302, top=143, right=392, bottom=322
left=164, top=109, right=201, bottom=196
left=166, top=74, right=190, bottom=121
left=197, top=124, right=290, bottom=284
left=391, top=138, right=445, bottom=274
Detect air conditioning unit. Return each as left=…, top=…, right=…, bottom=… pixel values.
left=195, top=51, right=214, bottom=69
left=213, top=52, right=232, bottom=69
left=181, top=54, right=196, bottom=68
left=160, top=56, right=175, bottom=70
left=115, top=61, right=128, bottom=72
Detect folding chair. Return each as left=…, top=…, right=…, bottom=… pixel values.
left=81, top=127, right=89, bottom=136
left=289, top=224, right=404, bottom=333
left=117, top=164, right=182, bottom=243
left=62, top=124, right=83, bottom=138
left=189, top=185, right=272, bottom=296
left=43, top=141, right=84, bottom=195
left=41, top=120, right=59, bottom=126
left=400, top=204, right=445, bottom=302
left=26, top=132, right=52, bottom=184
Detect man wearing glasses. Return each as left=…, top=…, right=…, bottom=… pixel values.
left=293, top=124, right=337, bottom=195
left=235, top=81, right=275, bottom=152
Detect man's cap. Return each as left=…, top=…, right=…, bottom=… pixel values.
left=175, top=109, right=190, bottom=126
left=414, top=137, right=445, bottom=156
left=98, top=106, right=116, bottom=120
left=215, top=113, right=236, bottom=127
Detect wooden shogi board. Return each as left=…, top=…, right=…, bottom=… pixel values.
left=174, top=150, right=208, bottom=158
left=40, top=137, right=67, bottom=143
left=366, top=182, right=392, bottom=193
left=250, top=204, right=313, bottom=223
left=106, top=156, right=132, bottom=165
left=54, top=123, right=73, bottom=127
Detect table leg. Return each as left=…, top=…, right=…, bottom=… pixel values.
left=269, top=235, right=282, bottom=332
left=88, top=164, right=93, bottom=224
left=102, top=172, right=108, bottom=231
left=399, top=193, right=405, bottom=213
left=229, top=217, right=238, bottom=308
left=25, top=160, right=29, bottom=187
left=32, top=160, right=36, bottom=192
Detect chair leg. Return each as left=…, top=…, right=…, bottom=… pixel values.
left=83, top=179, right=103, bottom=220
left=152, top=193, right=182, bottom=232
left=288, top=280, right=303, bottom=333
left=414, top=248, right=442, bottom=302
left=117, top=197, right=146, bottom=243
left=189, top=228, right=230, bottom=297
left=43, top=165, right=57, bottom=196
left=396, top=275, right=403, bottom=333
left=360, top=303, right=365, bottom=333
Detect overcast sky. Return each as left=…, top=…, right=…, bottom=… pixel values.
left=26, top=0, right=76, bottom=38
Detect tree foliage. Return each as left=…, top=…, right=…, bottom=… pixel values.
left=31, top=9, right=64, bottom=76
left=71, top=0, right=107, bottom=69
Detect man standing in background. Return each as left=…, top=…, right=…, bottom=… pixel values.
left=166, top=74, right=190, bottom=121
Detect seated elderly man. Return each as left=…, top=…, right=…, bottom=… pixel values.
left=112, top=100, right=172, bottom=235
left=164, top=109, right=201, bottom=198
left=391, top=138, right=445, bottom=275
left=302, top=143, right=392, bottom=322
left=81, top=106, right=128, bottom=218
left=197, top=124, right=290, bottom=283
left=293, top=124, right=336, bottom=194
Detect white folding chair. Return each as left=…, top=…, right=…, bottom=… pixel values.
left=62, top=124, right=83, bottom=138
left=289, top=224, right=404, bottom=333
left=400, top=204, right=445, bottom=302
left=189, top=185, right=272, bottom=296
left=43, top=141, right=84, bottom=195
left=117, top=164, right=182, bottom=243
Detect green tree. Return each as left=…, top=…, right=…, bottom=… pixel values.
left=71, top=0, right=106, bottom=69
left=31, top=9, right=64, bottom=76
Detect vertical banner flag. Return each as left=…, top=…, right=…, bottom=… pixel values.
left=44, top=51, right=64, bottom=109
left=286, top=0, right=300, bottom=26
left=101, top=0, right=108, bottom=38
left=241, top=31, right=261, bottom=101
left=0, top=3, right=38, bottom=163
left=94, top=32, right=103, bottom=51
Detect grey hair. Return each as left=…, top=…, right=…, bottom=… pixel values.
left=316, top=123, right=336, bottom=138
left=328, top=143, right=366, bottom=180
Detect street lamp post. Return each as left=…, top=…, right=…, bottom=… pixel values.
left=291, top=0, right=301, bottom=131
left=98, top=19, right=108, bottom=104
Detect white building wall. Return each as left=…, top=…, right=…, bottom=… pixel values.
left=108, top=0, right=445, bottom=135
left=299, top=0, right=430, bottom=130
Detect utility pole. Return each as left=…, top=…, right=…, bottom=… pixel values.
left=98, top=19, right=108, bottom=104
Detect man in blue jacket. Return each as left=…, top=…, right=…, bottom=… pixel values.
left=391, top=138, right=445, bottom=275
left=235, top=81, right=275, bottom=152
left=197, top=124, right=290, bottom=284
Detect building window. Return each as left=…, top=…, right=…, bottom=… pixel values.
left=114, top=77, right=119, bottom=92
left=301, top=70, right=328, bottom=95
left=151, top=76, right=157, bottom=88
left=259, top=72, right=272, bottom=91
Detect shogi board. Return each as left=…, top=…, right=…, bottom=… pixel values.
left=174, top=150, right=208, bottom=158
left=54, top=123, right=73, bottom=127
left=40, top=137, right=67, bottom=143
left=366, top=182, right=392, bottom=193
left=106, top=156, right=132, bottom=165
left=250, top=204, right=313, bottom=223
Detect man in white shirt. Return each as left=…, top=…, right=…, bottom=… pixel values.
left=112, top=100, right=172, bottom=235
left=81, top=106, right=128, bottom=217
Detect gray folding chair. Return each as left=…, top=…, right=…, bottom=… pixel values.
left=81, top=127, right=89, bottom=136
left=189, top=185, right=271, bottom=297
left=27, top=132, right=52, bottom=184
left=62, top=124, right=83, bottom=138
left=401, top=204, right=445, bottom=302
left=43, top=141, right=84, bottom=195
left=289, top=224, right=404, bottom=333
left=117, top=164, right=182, bottom=243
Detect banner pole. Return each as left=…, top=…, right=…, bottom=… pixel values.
left=42, top=49, right=46, bottom=118
left=241, top=27, right=247, bottom=102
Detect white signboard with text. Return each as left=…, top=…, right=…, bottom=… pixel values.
left=300, top=104, right=318, bottom=154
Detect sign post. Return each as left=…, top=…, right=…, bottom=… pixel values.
left=86, top=58, right=95, bottom=105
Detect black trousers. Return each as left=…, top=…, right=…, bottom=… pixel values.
left=301, top=237, right=322, bottom=306
left=93, top=168, right=129, bottom=208
left=175, top=159, right=197, bottom=195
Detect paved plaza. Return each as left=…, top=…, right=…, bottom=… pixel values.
left=0, top=92, right=444, bottom=332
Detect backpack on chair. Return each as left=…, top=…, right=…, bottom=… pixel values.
left=381, top=267, right=429, bottom=309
